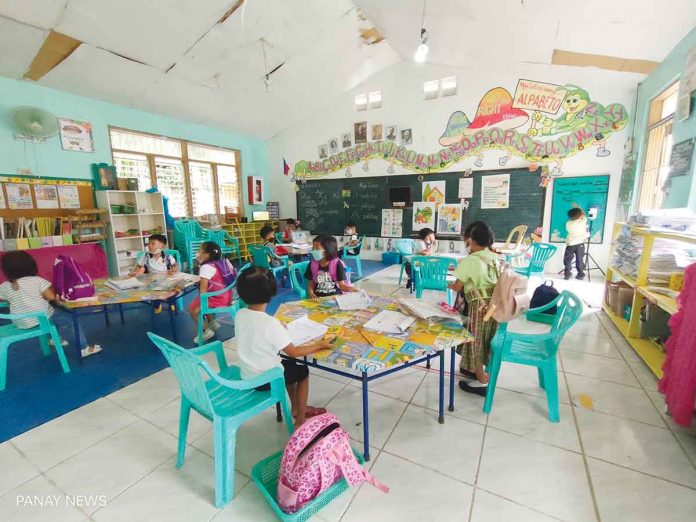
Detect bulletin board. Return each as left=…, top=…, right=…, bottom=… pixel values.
left=549, top=175, right=609, bottom=244
left=0, top=175, right=95, bottom=219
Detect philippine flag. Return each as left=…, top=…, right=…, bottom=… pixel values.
left=283, top=158, right=290, bottom=176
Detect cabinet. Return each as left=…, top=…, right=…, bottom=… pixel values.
left=96, top=191, right=167, bottom=277
left=221, top=218, right=277, bottom=260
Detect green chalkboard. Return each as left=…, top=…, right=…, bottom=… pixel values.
left=296, top=168, right=544, bottom=240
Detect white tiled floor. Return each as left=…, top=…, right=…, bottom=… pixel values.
left=2, top=265, right=696, bottom=521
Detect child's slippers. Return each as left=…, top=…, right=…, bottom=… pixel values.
left=305, top=406, right=327, bottom=418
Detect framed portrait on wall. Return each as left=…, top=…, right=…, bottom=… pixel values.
left=247, top=176, right=264, bottom=205
left=354, top=121, right=367, bottom=144
left=342, top=133, right=352, bottom=148
left=385, top=125, right=397, bottom=141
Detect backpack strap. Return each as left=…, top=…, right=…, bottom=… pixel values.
left=329, top=442, right=389, bottom=493
left=310, top=259, right=319, bottom=279
left=162, top=251, right=172, bottom=271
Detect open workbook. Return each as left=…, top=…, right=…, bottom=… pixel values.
left=398, top=298, right=463, bottom=324
left=362, top=310, right=415, bottom=334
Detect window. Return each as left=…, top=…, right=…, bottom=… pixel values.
left=354, top=90, right=382, bottom=111
left=110, top=128, right=242, bottom=217
left=637, top=82, right=679, bottom=211
left=424, top=77, right=457, bottom=100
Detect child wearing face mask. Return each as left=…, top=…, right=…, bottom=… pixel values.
left=403, top=228, right=436, bottom=290
left=260, top=225, right=288, bottom=268
left=343, top=223, right=361, bottom=255
left=188, top=241, right=237, bottom=342
left=130, top=234, right=178, bottom=276
left=305, top=234, right=358, bottom=298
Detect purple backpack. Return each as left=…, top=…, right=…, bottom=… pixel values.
left=277, top=413, right=388, bottom=513
left=205, top=259, right=237, bottom=290
left=53, top=255, right=95, bottom=300
left=309, top=258, right=345, bottom=281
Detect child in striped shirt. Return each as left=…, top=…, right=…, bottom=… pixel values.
left=0, top=251, right=100, bottom=357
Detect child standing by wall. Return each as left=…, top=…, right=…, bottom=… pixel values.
left=188, top=241, right=236, bottom=342
left=0, top=251, right=100, bottom=357
left=447, top=221, right=499, bottom=396
left=305, top=234, right=357, bottom=298
left=235, top=267, right=332, bottom=426
left=564, top=207, right=588, bottom=280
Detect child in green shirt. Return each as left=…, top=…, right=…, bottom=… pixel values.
left=448, top=221, right=500, bottom=397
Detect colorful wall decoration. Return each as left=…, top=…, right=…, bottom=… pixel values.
left=292, top=80, right=628, bottom=180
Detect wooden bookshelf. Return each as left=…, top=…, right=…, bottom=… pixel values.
left=222, top=218, right=277, bottom=260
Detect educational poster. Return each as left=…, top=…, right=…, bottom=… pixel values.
left=34, top=184, right=59, bottom=209
left=0, top=186, right=5, bottom=209
left=59, top=119, right=94, bottom=152
left=436, top=204, right=463, bottom=235
left=381, top=209, right=402, bottom=237
left=58, top=185, right=80, bottom=209
left=481, top=174, right=510, bottom=209
left=458, top=177, right=473, bottom=198
left=412, top=202, right=435, bottom=231
left=422, top=180, right=445, bottom=209
left=550, top=175, right=609, bottom=244
left=6, top=183, right=33, bottom=209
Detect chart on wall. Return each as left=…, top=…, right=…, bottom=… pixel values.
left=549, top=175, right=609, bottom=244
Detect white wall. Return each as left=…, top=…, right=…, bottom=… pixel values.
left=268, top=61, right=642, bottom=269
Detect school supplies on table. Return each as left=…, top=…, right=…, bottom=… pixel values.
left=286, top=316, right=329, bottom=346
left=106, top=278, right=144, bottom=291
left=398, top=298, right=463, bottom=324
left=335, top=290, right=372, bottom=311
left=362, top=310, right=415, bottom=334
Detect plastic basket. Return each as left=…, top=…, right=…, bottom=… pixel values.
left=110, top=204, right=123, bottom=214
left=250, top=448, right=364, bottom=522
left=122, top=204, right=137, bottom=214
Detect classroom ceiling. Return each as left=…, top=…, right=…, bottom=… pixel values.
left=0, top=0, right=695, bottom=140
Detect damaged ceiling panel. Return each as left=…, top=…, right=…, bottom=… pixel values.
left=54, top=0, right=234, bottom=71
left=0, top=16, right=48, bottom=78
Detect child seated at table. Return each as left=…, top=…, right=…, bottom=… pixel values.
left=343, top=223, right=361, bottom=255
left=235, top=266, right=332, bottom=426
left=281, top=218, right=297, bottom=243
left=306, top=234, right=358, bottom=298
left=187, top=241, right=236, bottom=342
left=260, top=225, right=288, bottom=268
left=447, top=221, right=499, bottom=397
left=0, top=251, right=101, bottom=357
left=404, top=228, right=437, bottom=290
left=131, top=234, right=178, bottom=276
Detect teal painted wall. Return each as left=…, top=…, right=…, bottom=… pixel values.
left=629, top=27, right=696, bottom=211
left=0, top=76, right=268, bottom=217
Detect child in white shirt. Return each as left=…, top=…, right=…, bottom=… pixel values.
left=131, top=234, right=178, bottom=276
left=235, top=266, right=332, bottom=427
left=564, top=207, right=589, bottom=280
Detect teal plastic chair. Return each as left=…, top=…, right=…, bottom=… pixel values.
left=342, top=237, right=364, bottom=278
left=0, top=304, right=70, bottom=391
left=288, top=260, right=310, bottom=299
left=275, top=232, right=284, bottom=244
left=206, top=229, right=241, bottom=261
left=174, top=219, right=206, bottom=271
left=411, top=255, right=456, bottom=305
left=395, top=238, right=416, bottom=285
left=248, top=245, right=289, bottom=282
left=197, top=263, right=251, bottom=345
left=483, top=291, right=583, bottom=422
left=506, top=242, right=557, bottom=277
left=147, top=333, right=293, bottom=507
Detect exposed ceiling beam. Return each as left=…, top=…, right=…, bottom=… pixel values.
left=24, top=30, right=81, bottom=81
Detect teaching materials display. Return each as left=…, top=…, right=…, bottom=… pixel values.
left=286, top=316, right=328, bottom=346
left=296, top=168, right=543, bottom=239
left=481, top=174, right=510, bottom=209
left=34, top=185, right=59, bottom=209
left=436, top=204, right=463, bottom=235
left=381, top=209, right=402, bottom=237
left=550, top=175, right=609, bottom=244
left=412, top=202, right=435, bottom=231
left=458, top=177, right=473, bottom=198
left=0, top=175, right=95, bottom=219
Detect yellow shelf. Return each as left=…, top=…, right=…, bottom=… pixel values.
left=636, top=287, right=678, bottom=315
left=607, top=266, right=637, bottom=287
left=601, top=303, right=665, bottom=379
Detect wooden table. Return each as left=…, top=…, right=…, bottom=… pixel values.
left=274, top=295, right=473, bottom=460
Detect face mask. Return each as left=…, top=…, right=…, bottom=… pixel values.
left=195, top=253, right=206, bottom=263
left=150, top=246, right=162, bottom=255
left=311, top=249, right=324, bottom=261
left=345, top=229, right=354, bottom=235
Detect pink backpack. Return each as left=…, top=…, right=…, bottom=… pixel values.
left=53, top=255, right=95, bottom=300
left=277, top=413, right=388, bottom=513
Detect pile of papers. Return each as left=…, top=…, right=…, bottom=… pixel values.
left=286, top=316, right=328, bottom=346
left=399, top=298, right=463, bottom=324
left=335, top=291, right=371, bottom=310
left=106, top=278, right=143, bottom=290
left=611, top=227, right=643, bottom=276
left=362, top=310, right=415, bottom=334
left=629, top=209, right=696, bottom=235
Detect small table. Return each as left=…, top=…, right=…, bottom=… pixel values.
left=274, top=295, right=473, bottom=460
left=58, top=273, right=199, bottom=360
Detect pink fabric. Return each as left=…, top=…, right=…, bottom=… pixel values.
left=0, top=244, right=107, bottom=284
left=658, top=263, right=696, bottom=427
